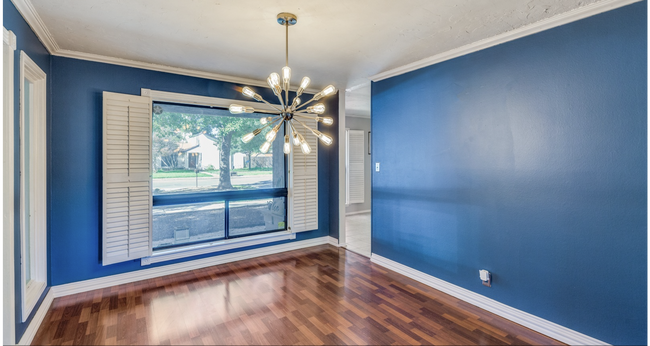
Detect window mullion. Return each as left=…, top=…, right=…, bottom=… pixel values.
left=225, top=200, right=230, bottom=240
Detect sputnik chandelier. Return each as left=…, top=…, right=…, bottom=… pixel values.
left=229, top=12, right=335, bottom=155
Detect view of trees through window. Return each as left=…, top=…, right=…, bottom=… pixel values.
left=151, top=103, right=286, bottom=249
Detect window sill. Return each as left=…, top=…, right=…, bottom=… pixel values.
left=141, top=231, right=296, bottom=266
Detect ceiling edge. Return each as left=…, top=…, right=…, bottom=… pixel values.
left=54, top=49, right=276, bottom=90
left=10, top=0, right=58, bottom=53
left=10, top=0, right=320, bottom=92
left=370, top=0, right=641, bottom=82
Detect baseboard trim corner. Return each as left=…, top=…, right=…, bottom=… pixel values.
left=328, top=236, right=342, bottom=247
left=17, top=288, right=53, bottom=345
left=52, top=236, right=330, bottom=298
left=370, top=254, right=609, bottom=346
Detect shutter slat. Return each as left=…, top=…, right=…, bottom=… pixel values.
left=103, top=91, right=152, bottom=266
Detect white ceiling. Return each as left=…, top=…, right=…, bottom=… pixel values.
left=29, top=0, right=601, bottom=114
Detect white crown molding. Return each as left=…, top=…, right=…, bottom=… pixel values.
left=370, top=254, right=610, bottom=345
left=370, top=0, right=641, bottom=82
left=55, top=49, right=321, bottom=93
left=56, top=49, right=276, bottom=89
left=17, top=288, right=53, bottom=346
left=51, top=236, right=330, bottom=298
left=9, top=0, right=58, bottom=53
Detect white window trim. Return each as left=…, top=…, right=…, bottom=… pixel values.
left=3, top=26, right=17, bottom=345
left=140, top=88, right=295, bottom=265
left=141, top=231, right=296, bottom=265
left=141, top=88, right=277, bottom=112
left=19, top=51, right=47, bottom=322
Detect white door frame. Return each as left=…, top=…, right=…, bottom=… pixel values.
left=19, top=50, right=48, bottom=322
left=338, top=92, right=347, bottom=247
left=3, top=26, right=17, bottom=345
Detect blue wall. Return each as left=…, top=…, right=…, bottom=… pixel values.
left=371, top=2, right=646, bottom=345
left=4, top=0, right=52, bottom=340
left=50, top=56, right=338, bottom=285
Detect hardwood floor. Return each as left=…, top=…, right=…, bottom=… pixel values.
left=33, top=245, right=564, bottom=345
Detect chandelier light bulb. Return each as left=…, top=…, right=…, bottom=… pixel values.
left=242, top=86, right=263, bottom=101
left=242, top=87, right=255, bottom=98
left=307, top=103, right=326, bottom=114
left=321, top=85, right=336, bottom=96
left=241, top=128, right=262, bottom=143
left=242, top=132, right=255, bottom=143
left=265, top=123, right=282, bottom=142
left=320, top=117, right=334, bottom=125
left=315, top=85, right=336, bottom=100
left=229, top=104, right=254, bottom=114
left=267, top=73, right=282, bottom=96
left=293, top=130, right=300, bottom=146
left=282, top=66, right=291, bottom=90
left=260, top=141, right=272, bottom=154
left=297, top=76, right=311, bottom=96
left=313, top=130, right=333, bottom=145
left=260, top=117, right=273, bottom=125
left=291, top=97, right=301, bottom=109
left=268, top=73, right=280, bottom=88
left=266, top=129, right=278, bottom=142
left=283, top=135, right=291, bottom=154
left=300, top=139, right=311, bottom=154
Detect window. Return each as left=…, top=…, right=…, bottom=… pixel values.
left=151, top=103, right=287, bottom=249
left=19, top=51, right=46, bottom=321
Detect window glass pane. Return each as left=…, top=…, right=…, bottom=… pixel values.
left=229, top=197, right=286, bottom=237
left=153, top=201, right=225, bottom=249
left=152, top=103, right=285, bottom=195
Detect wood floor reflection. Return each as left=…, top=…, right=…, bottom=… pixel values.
left=32, top=245, right=564, bottom=345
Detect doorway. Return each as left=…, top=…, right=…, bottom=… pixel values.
left=341, top=84, right=372, bottom=257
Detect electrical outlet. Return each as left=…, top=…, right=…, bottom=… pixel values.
left=375, top=163, right=380, bottom=172
left=479, top=269, right=492, bottom=287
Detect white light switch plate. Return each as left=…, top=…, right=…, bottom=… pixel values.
left=375, top=163, right=380, bottom=172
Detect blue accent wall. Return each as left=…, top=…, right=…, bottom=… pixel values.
left=4, top=0, right=52, bottom=340
left=372, top=2, right=646, bottom=345
left=49, top=56, right=338, bottom=285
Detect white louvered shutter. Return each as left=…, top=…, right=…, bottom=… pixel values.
left=103, top=92, right=152, bottom=265
left=289, top=118, right=318, bottom=232
left=347, top=130, right=365, bottom=204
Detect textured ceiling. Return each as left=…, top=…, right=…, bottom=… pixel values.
left=29, top=0, right=601, bottom=114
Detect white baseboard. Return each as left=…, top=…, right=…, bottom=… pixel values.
left=17, top=288, right=53, bottom=345
left=370, top=254, right=609, bottom=346
left=52, top=236, right=329, bottom=298
left=345, top=209, right=371, bottom=216
left=328, top=236, right=341, bottom=247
